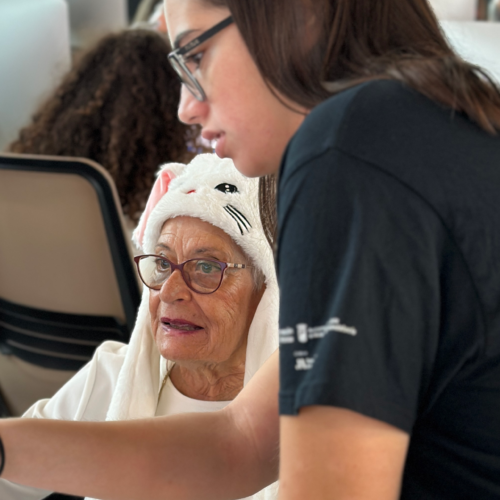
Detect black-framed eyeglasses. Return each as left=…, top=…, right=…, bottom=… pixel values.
left=134, top=254, right=249, bottom=294
left=168, top=16, right=234, bottom=102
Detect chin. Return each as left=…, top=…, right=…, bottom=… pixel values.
left=156, top=338, right=200, bottom=364
left=233, top=155, right=280, bottom=178
left=157, top=345, right=184, bottom=362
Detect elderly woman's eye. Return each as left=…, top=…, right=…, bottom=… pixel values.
left=155, top=258, right=171, bottom=272
left=195, top=260, right=221, bottom=274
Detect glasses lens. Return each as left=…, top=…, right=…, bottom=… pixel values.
left=139, top=256, right=172, bottom=290
left=184, top=259, right=223, bottom=293
left=169, top=56, right=205, bottom=101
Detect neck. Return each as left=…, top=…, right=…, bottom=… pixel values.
left=169, top=359, right=245, bottom=401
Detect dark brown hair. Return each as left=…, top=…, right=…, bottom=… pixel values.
left=206, top=0, right=500, bottom=243
left=258, top=174, right=278, bottom=249
left=10, top=29, right=190, bottom=223
left=208, top=0, right=500, bottom=134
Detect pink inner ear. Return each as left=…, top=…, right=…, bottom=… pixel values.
left=187, top=190, right=196, bottom=194
left=133, top=169, right=174, bottom=246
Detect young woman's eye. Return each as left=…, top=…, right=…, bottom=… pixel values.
left=184, top=52, right=204, bottom=71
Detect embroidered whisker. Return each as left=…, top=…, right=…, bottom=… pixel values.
left=224, top=206, right=245, bottom=235
left=226, top=205, right=252, bottom=231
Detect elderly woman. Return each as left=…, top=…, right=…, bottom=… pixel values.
left=0, top=154, right=278, bottom=500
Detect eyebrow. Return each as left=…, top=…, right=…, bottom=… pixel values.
left=155, top=243, right=228, bottom=257
left=155, top=243, right=170, bottom=251
left=173, top=29, right=201, bottom=50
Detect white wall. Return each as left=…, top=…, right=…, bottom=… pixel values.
left=428, top=0, right=477, bottom=20
left=442, top=21, right=500, bottom=83
left=0, top=0, right=71, bottom=151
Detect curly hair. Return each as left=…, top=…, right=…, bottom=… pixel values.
left=10, top=29, right=190, bottom=223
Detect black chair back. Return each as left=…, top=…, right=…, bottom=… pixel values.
left=0, top=153, right=141, bottom=412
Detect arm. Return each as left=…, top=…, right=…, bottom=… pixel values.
left=279, top=407, right=409, bottom=500
left=0, top=350, right=280, bottom=500
left=0, top=343, right=121, bottom=500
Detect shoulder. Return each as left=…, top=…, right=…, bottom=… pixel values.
left=24, top=341, right=128, bottom=420
left=87, top=340, right=129, bottom=389
left=93, top=340, right=129, bottom=358
left=85, top=340, right=129, bottom=373
left=284, top=80, right=439, bottom=172
left=281, top=78, right=500, bottom=207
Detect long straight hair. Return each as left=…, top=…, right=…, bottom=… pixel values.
left=205, top=0, right=500, bottom=243
left=207, top=0, right=500, bottom=134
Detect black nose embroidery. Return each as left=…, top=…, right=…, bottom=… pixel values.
left=215, top=183, right=238, bottom=194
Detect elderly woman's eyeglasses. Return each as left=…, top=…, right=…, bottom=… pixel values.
left=134, top=254, right=249, bottom=294
left=168, top=16, right=234, bottom=102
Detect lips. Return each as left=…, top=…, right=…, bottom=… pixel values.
left=201, top=130, right=222, bottom=142
left=161, top=317, right=203, bottom=332
left=201, top=131, right=226, bottom=157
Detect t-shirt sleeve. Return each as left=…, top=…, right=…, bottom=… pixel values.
left=277, top=148, right=443, bottom=432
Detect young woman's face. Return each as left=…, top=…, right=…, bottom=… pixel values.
left=164, top=0, right=306, bottom=177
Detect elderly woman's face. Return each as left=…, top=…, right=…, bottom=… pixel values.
left=149, top=216, right=263, bottom=369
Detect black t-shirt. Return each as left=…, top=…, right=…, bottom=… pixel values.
left=277, top=80, right=500, bottom=499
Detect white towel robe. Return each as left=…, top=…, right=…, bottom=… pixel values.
left=0, top=341, right=279, bottom=500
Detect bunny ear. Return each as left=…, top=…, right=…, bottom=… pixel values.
left=132, top=164, right=184, bottom=249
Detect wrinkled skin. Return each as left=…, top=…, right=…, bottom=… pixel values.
left=149, top=216, right=264, bottom=400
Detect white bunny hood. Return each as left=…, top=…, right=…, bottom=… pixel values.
left=105, top=154, right=279, bottom=422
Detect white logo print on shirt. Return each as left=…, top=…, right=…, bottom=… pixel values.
left=279, top=318, right=357, bottom=371
left=279, top=317, right=357, bottom=344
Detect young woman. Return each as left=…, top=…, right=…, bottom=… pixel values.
left=1, top=1, right=500, bottom=499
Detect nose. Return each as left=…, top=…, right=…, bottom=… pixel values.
left=178, top=85, right=208, bottom=125
left=158, top=269, right=191, bottom=303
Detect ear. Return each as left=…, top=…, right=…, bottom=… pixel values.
left=132, top=163, right=185, bottom=249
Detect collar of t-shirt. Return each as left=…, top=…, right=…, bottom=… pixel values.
left=155, top=372, right=230, bottom=417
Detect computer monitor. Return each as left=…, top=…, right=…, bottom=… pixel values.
left=66, top=0, right=128, bottom=49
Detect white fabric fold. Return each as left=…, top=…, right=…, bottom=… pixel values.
left=0, top=155, right=279, bottom=500
left=87, top=154, right=279, bottom=500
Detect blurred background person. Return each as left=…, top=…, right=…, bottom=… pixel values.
left=9, top=29, right=190, bottom=236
